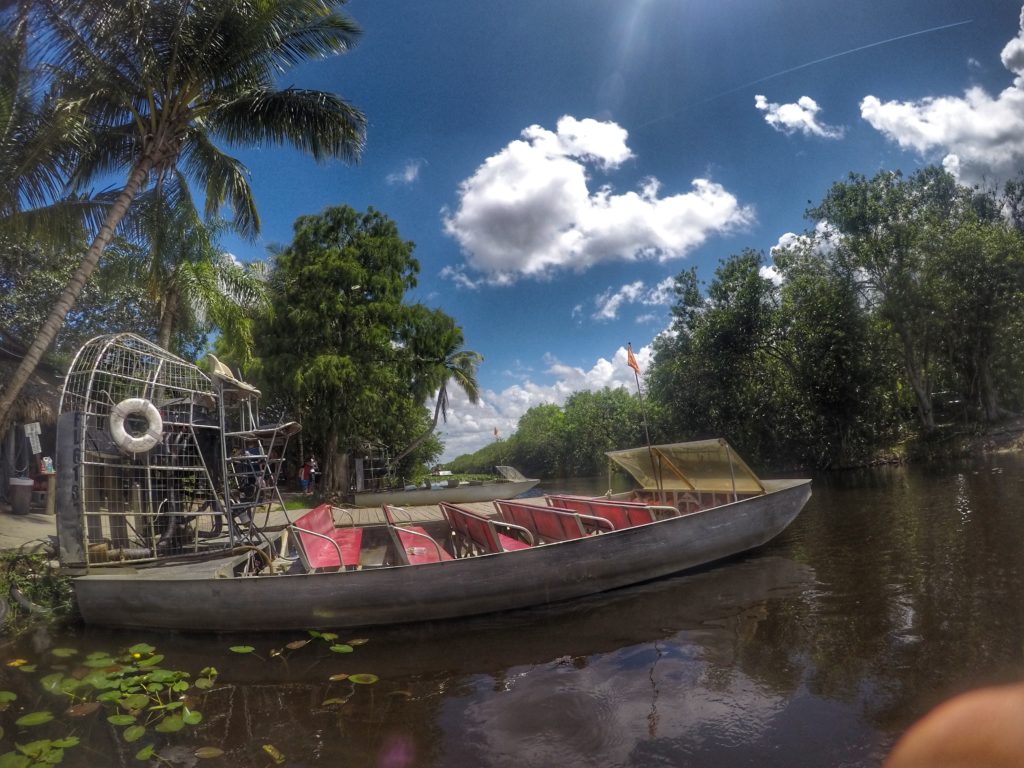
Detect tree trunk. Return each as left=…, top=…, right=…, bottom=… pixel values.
left=0, top=158, right=156, bottom=430
left=902, top=342, right=935, bottom=433
left=157, top=285, right=179, bottom=350
left=979, top=356, right=1000, bottom=423
left=390, top=386, right=444, bottom=465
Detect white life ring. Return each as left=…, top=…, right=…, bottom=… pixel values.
left=109, top=398, right=163, bottom=454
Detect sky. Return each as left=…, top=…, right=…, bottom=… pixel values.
left=221, top=0, right=1024, bottom=460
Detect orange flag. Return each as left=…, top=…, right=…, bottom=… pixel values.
left=627, top=343, right=640, bottom=373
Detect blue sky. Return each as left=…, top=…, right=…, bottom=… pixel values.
left=222, top=0, right=1024, bottom=459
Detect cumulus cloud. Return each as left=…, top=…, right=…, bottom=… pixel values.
left=593, top=277, right=675, bottom=320
left=769, top=221, right=840, bottom=258
left=386, top=159, right=425, bottom=186
left=438, top=344, right=655, bottom=459
left=860, top=6, right=1024, bottom=185
left=754, top=94, right=844, bottom=139
left=442, top=116, right=753, bottom=285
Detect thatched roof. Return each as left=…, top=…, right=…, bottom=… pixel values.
left=0, top=338, right=63, bottom=428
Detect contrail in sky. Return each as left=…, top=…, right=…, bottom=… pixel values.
left=639, top=18, right=973, bottom=128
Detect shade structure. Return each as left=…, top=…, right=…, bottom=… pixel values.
left=606, top=439, right=765, bottom=496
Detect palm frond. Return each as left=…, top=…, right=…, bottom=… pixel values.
left=209, top=87, right=365, bottom=163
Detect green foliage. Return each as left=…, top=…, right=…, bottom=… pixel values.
left=254, top=206, right=468, bottom=491
left=643, top=166, right=1024, bottom=470
left=0, top=553, right=72, bottom=635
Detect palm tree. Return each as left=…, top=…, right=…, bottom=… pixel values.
left=137, top=195, right=268, bottom=361
left=392, top=326, right=483, bottom=466
left=0, top=3, right=102, bottom=248
left=0, top=0, right=365, bottom=427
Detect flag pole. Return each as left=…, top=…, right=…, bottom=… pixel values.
left=627, top=343, right=662, bottom=498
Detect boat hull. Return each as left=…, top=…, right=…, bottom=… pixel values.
left=352, top=478, right=539, bottom=506
left=72, top=479, right=811, bottom=632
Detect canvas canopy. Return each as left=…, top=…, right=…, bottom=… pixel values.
left=606, top=439, right=765, bottom=495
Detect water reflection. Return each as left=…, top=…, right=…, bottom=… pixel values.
left=3, top=455, right=1024, bottom=767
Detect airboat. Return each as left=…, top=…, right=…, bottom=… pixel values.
left=57, top=334, right=812, bottom=633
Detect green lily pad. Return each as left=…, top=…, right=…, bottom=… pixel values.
left=123, top=725, right=146, bottom=743
left=182, top=709, right=203, bottom=725
left=262, top=744, right=286, bottom=765
left=348, top=673, right=379, bottom=685
left=134, top=744, right=155, bottom=761
left=15, top=711, right=53, bottom=727
left=51, top=648, right=78, bottom=658
left=128, top=643, right=155, bottom=656
left=194, top=746, right=224, bottom=759
left=0, top=691, right=15, bottom=703
left=154, top=714, right=184, bottom=733
left=346, top=638, right=369, bottom=646
left=107, top=714, right=136, bottom=726
left=228, top=645, right=255, bottom=654
left=329, top=644, right=354, bottom=654
left=119, top=693, right=150, bottom=711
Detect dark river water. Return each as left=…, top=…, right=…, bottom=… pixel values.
left=3, top=454, right=1024, bottom=767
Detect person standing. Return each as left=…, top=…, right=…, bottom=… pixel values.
left=300, top=457, right=313, bottom=495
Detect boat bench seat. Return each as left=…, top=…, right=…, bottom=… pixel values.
left=545, top=494, right=678, bottom=529
left=440, top=502, right=534, bottom=555
left=382, top=505, right=454, bottom=565
left=290, top=504, right=363, bottom=571
left=494, top=499, right=613, bottom=543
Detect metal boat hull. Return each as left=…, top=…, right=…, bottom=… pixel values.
left=72, top=479, right=811, bottom=632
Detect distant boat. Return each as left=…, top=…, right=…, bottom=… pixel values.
left=351, top=465, right=539, bottom=507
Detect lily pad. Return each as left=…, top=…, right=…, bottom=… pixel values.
left=66, top=702, right=101, bottom=717
left=15, top=711, right=53, bottom=727
left=182, top=709, right=203, bottom=726
left=328, top=673, right=349, bottom=681
left=348, top=673, right=379, bottom=685
left=346, top=638, right=370, bottom=646
left=0, top=691, right=15, bottom=702
left=286, top=639, right=310, bottom=650
left=51, top=648, right=78, bottom=658
left=329, top=644, right=354, bottom=654
left=154, top=714, right=184, bottom=733
left=262, top=744, right=286, bottom=765
left=128, top=643, right=155, bottom=656
left=194, top=746, right=224, bottom=759
left=228, top=645, right=255, bottom=654
left=123, top=725, right=146, bottom=743
left=107, top=714, right=137, bottom=726
left=119, top=693, right=150, bottom=711
left=134, top=744, right=155, bottom=761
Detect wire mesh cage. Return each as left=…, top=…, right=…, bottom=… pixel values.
left=56, top=334, right=296, bottom=569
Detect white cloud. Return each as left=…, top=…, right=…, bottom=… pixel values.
left=769, top=221, right=840, bottom=258
left=442, top=116, right=753, bottom=285
left=386, top=159, right=425, bottom=186
left=754, top=94, right=844, bottom=139
left=860, top=6, right=1024, bottom=185
left=438, top=344, right=656, bottom=460
left=592, top=277, right=675, bottom=320
left=759, top=264, right=783, bottom=286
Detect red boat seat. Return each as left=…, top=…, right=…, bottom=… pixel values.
left=290, top=504, right=363, bottom=572
left=382, top=504, right=453, bottom=565
left=494, top=499, right=612, bottom=543
left=545, top=494, right=672, bottom=529
left=439, top=502, right=533, bottom=555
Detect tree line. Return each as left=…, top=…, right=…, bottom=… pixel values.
left=454, top=167, right=1024, bottom=477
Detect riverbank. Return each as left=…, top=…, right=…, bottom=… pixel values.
left=905, top=416, right=1024, bottom=462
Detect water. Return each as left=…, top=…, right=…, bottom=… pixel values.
left=3, top=455, right=1024, bottom=767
